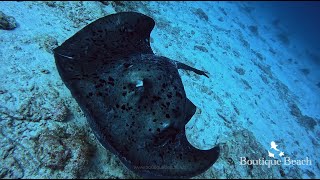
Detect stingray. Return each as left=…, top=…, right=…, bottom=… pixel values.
left=53, top=12, right=220, bottom=178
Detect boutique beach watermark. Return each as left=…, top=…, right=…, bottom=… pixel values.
left=133, top=165, right=184, bottom=170
left=240, top=157, right=312, bottom=168
left=239, top=141, right=312, bottom=168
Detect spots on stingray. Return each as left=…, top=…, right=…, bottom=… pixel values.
left=176, top=91, right=183, bottom=99
left=171, top=106, right=181, bottom=118
left=54, top=12, right=219, bottom=179
left=108, top=76, right=114, bottom=81
left=118, top=103, right=133, bottom=112
left=160, top=103, right=166, bottom=109
left=95, top=83, right=103, bottom=89
left=151, top=95, right=162, bottom=103
left=96, top=92, right=103, bottom=96
left=99, top=79, right=107, bottom=84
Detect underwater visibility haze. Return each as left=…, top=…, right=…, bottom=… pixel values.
left=0, top=1, right=319, bottom=179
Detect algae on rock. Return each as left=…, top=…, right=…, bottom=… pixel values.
left=0, top=11, right=17, bottom=30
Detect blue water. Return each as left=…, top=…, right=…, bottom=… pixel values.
left=252, top=1, right=320, bottom=57
left=0, top=1, right=319, bottom=179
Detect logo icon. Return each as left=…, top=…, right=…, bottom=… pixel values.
left=239, top=140, right=312, bottom=168
left=269, top=141, right=285, bottom=159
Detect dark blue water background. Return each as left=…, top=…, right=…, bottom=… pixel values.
left=252, top=1, right=320, bottom=60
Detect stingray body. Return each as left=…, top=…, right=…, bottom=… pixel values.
left=54, top=12, right=220, bottom=178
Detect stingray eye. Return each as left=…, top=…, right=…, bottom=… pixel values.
left=135, top=80, right=143, bottom=87
left=134, top=80, right=144, bottom=95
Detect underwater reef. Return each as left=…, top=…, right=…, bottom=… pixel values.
left=0, top=11, right=17, bottom=30
left=0, top=1, right=319, bottom=179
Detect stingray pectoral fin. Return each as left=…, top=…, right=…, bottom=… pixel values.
left=145, top=133, right=220, bottom=178
left=175, top=133, right=220, bottom=178
left=172, top=98, right=196, bottom=129
left=185, top=98, right=197, bottom=123
left=176, top=62, right=210, bottom=78
left=177, top=99, right=219, bottom=177
left=54, top=12, right=155, bottom=65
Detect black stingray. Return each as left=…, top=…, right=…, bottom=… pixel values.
left=53, top=12, right=220, bottom=178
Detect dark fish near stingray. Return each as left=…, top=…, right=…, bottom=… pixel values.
left=53, top=12, right=220, bottom=178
